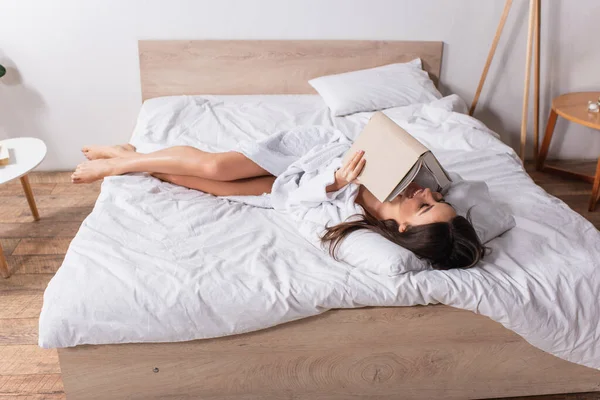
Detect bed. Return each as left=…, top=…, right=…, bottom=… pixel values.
left=41, top=41, right=600, bottom=399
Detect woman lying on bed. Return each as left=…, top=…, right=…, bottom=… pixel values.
left=72, top=143, right=485, bottom=270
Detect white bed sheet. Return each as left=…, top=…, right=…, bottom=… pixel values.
left=39, top=95, right=600, bottom=370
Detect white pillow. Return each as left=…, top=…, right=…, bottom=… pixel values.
left=333, top=228, right=429, bottom=276
left=332, top=175, right=515, bottom=275
left=444, top=175, right=516, bottom=244
left=308, top=59, right=442, bottom=117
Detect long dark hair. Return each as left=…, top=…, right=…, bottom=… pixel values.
left=321, top=210, right=485, bottom=270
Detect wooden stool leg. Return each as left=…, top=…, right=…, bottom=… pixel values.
left=20, top=175, right=40, bottom=221
left=0, top=241, right=9, bottom=279
left=536, top=109, right=558, bottom=171
left=589, top=157, right=600, bottom=212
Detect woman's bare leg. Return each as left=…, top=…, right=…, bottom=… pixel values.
left=152, top=173, right=276, bottom=196
left=72, top=146, right=270, bottom=184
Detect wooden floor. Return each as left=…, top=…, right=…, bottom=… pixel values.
left=0, top=163, right=598, bottom=400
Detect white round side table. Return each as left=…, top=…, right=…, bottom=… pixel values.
left=0, top=137, right=47, bottom=278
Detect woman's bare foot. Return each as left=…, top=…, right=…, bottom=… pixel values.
left=71, top=159, right=121, bottom=184
left=81, top=144, right=136, bottom=161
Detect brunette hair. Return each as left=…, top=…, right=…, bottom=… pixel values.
left=321, top=210, right=485, bottom=270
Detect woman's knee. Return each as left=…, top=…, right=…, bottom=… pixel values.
left=200, top=157, right=223, bottom=180
left=175, top=149, right=258, bottom=181
left=168, top=148, right=223, bottom=179
left=201, top=153, right=243, bottom=181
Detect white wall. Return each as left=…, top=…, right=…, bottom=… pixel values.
left=0, top=0, right=599, bottom=170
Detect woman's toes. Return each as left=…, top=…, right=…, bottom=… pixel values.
left=71, top=163, right=91, bottom=183
left=82, top=146, right=100, bottom=160
left=72, top=159, right=118, bottom=184
left=122, top=144, right=136, bottom=153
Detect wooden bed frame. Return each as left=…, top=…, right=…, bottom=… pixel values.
left=57, top=40, right=600, bottom=399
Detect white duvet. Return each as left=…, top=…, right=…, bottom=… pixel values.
left=39, top=95, right=600, bottom=370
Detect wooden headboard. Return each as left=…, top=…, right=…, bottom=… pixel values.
left=138, top=40, right=443, bottom=101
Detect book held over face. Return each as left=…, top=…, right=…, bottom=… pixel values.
left=342, top=111, right=451, bottom=203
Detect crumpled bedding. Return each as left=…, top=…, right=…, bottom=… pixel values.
left=39, top=94, right=600, bottom=370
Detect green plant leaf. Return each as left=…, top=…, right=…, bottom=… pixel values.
left=0, top=64, right=6, bottom=78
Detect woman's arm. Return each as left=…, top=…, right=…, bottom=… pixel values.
left=326, top=150, right=365, bottom=192
left=152, top=173, right=276, bottom=196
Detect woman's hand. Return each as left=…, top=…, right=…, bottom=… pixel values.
left=327, top=150, right=366, bottom=192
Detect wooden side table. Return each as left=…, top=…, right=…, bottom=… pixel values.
left=0, top=137, right=47, bottom=278
left=537, top=92, right=600, bottom=212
